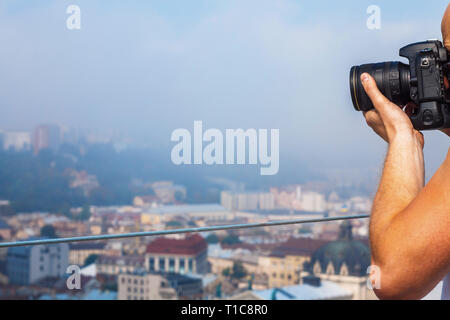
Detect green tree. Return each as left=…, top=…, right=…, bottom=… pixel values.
left=166, top=220, right=183, bottom=228
left=231, top=262, right=247, bottom=279
left=103, top=282, right=118, bottom=292
left=78, top=204, right=91, bottom=221
left=222, top=267, right=231, bottom=277
left=205, top=234, right=219, bottom=244
left=222, top=262, right=247, bottom=279
left=40, top=225, right=57, bottom=238
left=84, top=254, right=99, bottom=266
left=221, top=235, right=241, bottom=245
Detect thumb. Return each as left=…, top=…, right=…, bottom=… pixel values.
left=360, top=73, right=393, bottom=114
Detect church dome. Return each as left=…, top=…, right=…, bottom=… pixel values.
left=306, top=221, right=371, bottom=277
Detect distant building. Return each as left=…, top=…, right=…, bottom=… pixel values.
left=33, top=124, right=61, bottom=154
left=164, top=272, right=203, bottom=299
left=270, top=185, right=302, bottom=210
left=145, top=235, right=208, bottom=274
left=133, top=195, right=159, bottom=207
left=347, top=196, right=372, bottom=213
left=7, top=239, right=69, bottom=285
left=301, top=192, right=326, bottom=212
left=259, top=238, right=329, bottom=288
left=305, top=221, right=376, bottom=300
left=145, top=204, right=231, bottom=222
left=231, top=276, right=353, bottom=300
left=117, top=271, right=202, bottom=300
left=0, top=200, right=14, bottom=217
left=2, top=131, right=31, bottom=151
left=69, top=242, right=106, bottom=266
left=208, top=251, right=261, bottom=279
left=220, top=191, right=275, bottom=211
left=151, top=181, right=187, bottom=204
left=0, top=219, right=12, bottom=240
left=117, top=271, right=177, bottom=300
left=39, top=288, right=117, bottom=300
left=269, top=186, right=327, bottom=212
left=68, top=170, right=99, bottom=196
left=96, top=255, right=145, bottom=276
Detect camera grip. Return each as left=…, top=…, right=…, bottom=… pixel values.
left=409, top=101, right=447, bottom=130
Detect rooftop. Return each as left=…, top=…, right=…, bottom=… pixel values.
left=69, top=242, right=106, bottom=250
left=82, top=289, right=117, bottom=300
left=269, top=237, right=330, bottom=258
left=146, top=204, right=227, bottom=215
left=252, top=281, right=352, bottom=300
left=97, top=255, right=145, bottom=266
left=146, top=234, right=207, bottom=255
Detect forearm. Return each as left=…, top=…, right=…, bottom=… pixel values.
left=369, top=134, right=425, bottom=290
left=369, top=148, right=450, bottom=299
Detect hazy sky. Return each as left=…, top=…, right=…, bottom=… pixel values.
left=0, top=0, right=449, bottom=179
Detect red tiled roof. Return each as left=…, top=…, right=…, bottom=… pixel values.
left=146, top=234, right=207, bottom=255
left=269, top=237, right=330, bottom=257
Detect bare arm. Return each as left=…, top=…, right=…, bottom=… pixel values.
left=361, top=6, right=450, bottom=299
left=371, top=139, right=450, bottom=299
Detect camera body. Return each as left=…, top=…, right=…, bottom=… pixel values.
left=350, top=40, right=450, bottom=130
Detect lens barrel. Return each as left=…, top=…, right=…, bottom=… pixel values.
left=349, top=62, right=410, bottom=112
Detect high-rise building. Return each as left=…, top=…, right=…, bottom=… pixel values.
left=33, top=124, right=61, bottom=154
left=220, top=191, right=275, bottom=211
left=301, top=192, right=326, bottom=212
left=7, top=239, right=69, bottom=285
left=2, top=131, right=31, bottom=151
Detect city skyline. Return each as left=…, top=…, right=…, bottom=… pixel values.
left=0, top=1, right=449, bottom=178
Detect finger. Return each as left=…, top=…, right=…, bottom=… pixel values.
left=363, top=109, right=382, bottom=127
left=360, top=73, right=395, bottom=115
left=442, top=3, right=450, bottom=49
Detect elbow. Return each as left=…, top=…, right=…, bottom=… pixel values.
left=372, top=263, right=426, bottom=300
left=373, top=282, right=410, bottom=300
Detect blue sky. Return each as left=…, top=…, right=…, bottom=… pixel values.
left=0, top=0, right=449, bottom=179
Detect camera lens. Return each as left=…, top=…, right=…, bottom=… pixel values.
left=349, top=62, right=410, bottom=112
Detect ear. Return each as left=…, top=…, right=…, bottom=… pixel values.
left=441, top=4, right=450, bottom=49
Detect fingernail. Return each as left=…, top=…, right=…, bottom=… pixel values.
left=361, top=73, right=369, bottom=84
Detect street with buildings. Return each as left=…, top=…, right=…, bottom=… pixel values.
left=0, top=124, right=377, bottom=300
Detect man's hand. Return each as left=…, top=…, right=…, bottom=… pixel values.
left=361, top=73, right=424, bottom=148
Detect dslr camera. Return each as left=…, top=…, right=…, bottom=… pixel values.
left=350, top=40, right=450, bottom=130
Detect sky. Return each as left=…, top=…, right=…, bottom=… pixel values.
left=0, top=0, right=449, bottom=181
